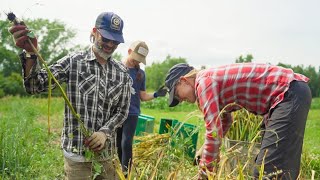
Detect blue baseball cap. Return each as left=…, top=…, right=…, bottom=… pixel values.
left=95, top=12, right=124, bottom=43
left=165, top=63, right=194, bottom=107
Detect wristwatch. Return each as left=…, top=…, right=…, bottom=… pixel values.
left=24, top=51, right=37, bottom=60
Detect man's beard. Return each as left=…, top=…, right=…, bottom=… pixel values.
left=92, top=42, right=112, bottom=60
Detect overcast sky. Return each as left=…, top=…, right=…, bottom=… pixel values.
left=1, top=0, right=320, bottom=68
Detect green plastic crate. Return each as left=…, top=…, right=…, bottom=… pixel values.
left=159, top=118, right=179, bottom=134
left=139, top=114, right=155, bottom=121
left=135, top=114, right=155, bottom=136
left=159, top=118, right=199, bottom=159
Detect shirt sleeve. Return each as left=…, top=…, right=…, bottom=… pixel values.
left=21, top=53, right=70, bottom=94
left=196, top=77, right=223, bottom=171
left=99, top=75, right=133, bottom=137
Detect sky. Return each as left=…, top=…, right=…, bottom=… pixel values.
left=1, top=0, right=320, bottom=68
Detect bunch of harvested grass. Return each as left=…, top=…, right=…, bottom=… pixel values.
left=226, top=109, right=263, bottom=143
left=133, top=133, right=170, bottom=165
left=131, top=132, right=199, bottom=179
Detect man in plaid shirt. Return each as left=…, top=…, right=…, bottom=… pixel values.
left=165, top=63, right=311, bottom=179
left=10, top=12, right=132, bottom=179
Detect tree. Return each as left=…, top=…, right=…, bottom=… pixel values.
left=277, top=63, right=320, bottom=97
left=0, top=72, right=26, bottom=96
left=235, top=54, right=253, bottom=63
left=112, top=52, right=123, bottom=61
left=145, top=55, right=187, bottom=90
left=0, top=17, right=82, bottom=76
left=0, top=16, right=84, bottom=96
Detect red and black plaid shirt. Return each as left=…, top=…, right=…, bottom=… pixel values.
left=195, top=63, right=309, bottom=171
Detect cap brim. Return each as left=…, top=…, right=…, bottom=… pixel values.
left=168, top=87, right=180, bottom=107
left=99, top=29, right=124, bottom=43
left=129, top=52, right=146, bottom=65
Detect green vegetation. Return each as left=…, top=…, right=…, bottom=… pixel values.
left=145, top=55, right=187, bottom=90
left=0, top=17, right=84, bottom=97
left=1, top=97, right=319, bottom=179
left=0, top=96, right=64, bottom=179
left=1, top=15, right=319, bottom=179
left=141, top=97, right=320, bottom=179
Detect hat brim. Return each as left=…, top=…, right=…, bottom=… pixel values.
left=168, top=87, right=180, bottom=107
left=129, top=52, right=146, bottom=65
left=99, top=29, right=124, bottom=43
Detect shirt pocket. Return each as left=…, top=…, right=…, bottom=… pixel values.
left=107, top=79, right=123, bottom=102
left=78, top=72, right=97, bottom=95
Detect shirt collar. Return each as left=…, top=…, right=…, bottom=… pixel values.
left=84, top=46, right=97, bottom=61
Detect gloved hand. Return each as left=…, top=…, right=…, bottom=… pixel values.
left=84, top=132, right=107, bottom=152
left=198, top=167, right=216, bottom=180
left=193, top=143, right=204, bottom=165
left=9, top=22, right=38, bottom=53
left=198, top=169, right=208, bottom=180
left=154, top=85, right=168, bottom=98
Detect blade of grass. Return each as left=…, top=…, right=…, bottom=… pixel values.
left=47, top=75, right=51, bottom=135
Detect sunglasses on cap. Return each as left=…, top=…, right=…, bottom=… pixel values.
left=97, top=29, right=121, bottom=45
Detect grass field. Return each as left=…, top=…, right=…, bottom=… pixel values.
left=0, top=96, right=319, bottom=179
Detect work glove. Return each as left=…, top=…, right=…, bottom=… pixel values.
left=198, top=169, right=208, bottom=180
left=193, top=143, right=204, bottom=165
left=9, top=22, right=38, bottom=53
left=84, top=132, right=107, bottom=152
left=153, top=85, right=168, bottom=98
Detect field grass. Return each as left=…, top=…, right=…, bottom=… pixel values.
left=141, top=108, right=320, bottom=155
left=304, top=109, right=320, bottom=154
left=0, top=96, right=319, bottom=179
left=0, top=96, right=64, bottom=179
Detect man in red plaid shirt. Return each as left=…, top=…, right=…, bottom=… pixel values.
left=165, top=63, right=311, bottom=179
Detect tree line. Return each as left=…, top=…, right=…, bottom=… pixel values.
left=0, top=17, right=319, bottom=98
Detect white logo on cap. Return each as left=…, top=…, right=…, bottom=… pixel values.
left=137, top=47, right=148, bottom=57
left=111, top=15, right=121, bottom=31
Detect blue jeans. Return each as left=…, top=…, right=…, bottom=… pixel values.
left=116, top=115, right=138, bottom=172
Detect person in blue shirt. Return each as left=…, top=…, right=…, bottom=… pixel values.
left=116, top=40, right=167, bottom=173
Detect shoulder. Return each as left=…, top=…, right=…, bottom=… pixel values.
left=56, top=50, right=87, bottom=64
left=109, top=59, right=132, bottom=83
left=110, top=58, right=129, bottom=73
left=70, top=50, right=90, bottom=62
left=139, top=68, right=145, bottom=74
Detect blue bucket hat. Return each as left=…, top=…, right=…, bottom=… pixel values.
left=165, top=63, right=194, bottom=107
left=95, top=12, right=124, bottom=43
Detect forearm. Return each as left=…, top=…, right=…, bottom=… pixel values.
left=140, top=92, right=156, bottom=101
left=201, top=131, right=221, bottom=170
left=20, top=52, right=69, bottom=94
left=19, top=52, right=37, bottom=78
left=24, top=59, right=36, bottom=77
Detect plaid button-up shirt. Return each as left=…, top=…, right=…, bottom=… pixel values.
left=195, top=63, right=309, bottom=171
left=21, top=48, right=132, bottom=155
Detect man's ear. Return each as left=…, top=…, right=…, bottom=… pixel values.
left=128, top=49, right=132, bottom=55
left=180, top=76, right=187, bottom=82
left=92, top=27, right=98, bottom=33
left=181, top=76, right=193, bottom=85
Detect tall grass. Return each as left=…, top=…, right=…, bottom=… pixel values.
left=226, top=109, right=263, bottom=143
left=1, top=96, right=319, bottom=179
left=0, top=96, right=63, bottom=179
